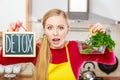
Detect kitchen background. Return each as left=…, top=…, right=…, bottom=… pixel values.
left=0, top=0, right=120, bottom=78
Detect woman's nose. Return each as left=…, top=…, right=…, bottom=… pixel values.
left=53, top=29, right=58, bottom=36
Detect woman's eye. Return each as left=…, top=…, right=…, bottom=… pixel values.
left=58, top=26, right=64, bottom=30
left=47, top=26, right=53, bottom=30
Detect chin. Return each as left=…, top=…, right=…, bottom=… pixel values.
left=52, top=45, right=61, bottom=49
left=51, top=44, right=64, bottom=49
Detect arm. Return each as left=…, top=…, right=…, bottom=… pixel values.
left=80, top=48, right=116, bottom=65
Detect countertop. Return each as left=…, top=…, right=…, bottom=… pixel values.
left=0, top=75, right=120, bottom=80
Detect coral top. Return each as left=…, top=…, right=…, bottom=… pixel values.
left=0, top=41, right=116, bottom=80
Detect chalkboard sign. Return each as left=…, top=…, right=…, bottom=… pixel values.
left=3, top=32, right=36, bottom=57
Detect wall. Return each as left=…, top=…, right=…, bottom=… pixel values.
left=31, top=0, right=88, bottom=21
left=32, top=0, right=120, bottom=21
left=31, top=0, right=68, bottom=20
left=0, top=0, right=27, bottom=32
left=89, top=0, right=120, bottom=21
left=1, top=0, right=120, bottom=31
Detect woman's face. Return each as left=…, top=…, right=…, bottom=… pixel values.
left=44, top=15, right=69, bottom=49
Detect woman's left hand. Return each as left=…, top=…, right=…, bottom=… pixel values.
left=7, top=21, right=22, bottom=32
left=89, top=23, right=106, bottom=34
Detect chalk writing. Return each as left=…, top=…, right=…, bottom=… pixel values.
left=3, top=32, right=35, bottom=57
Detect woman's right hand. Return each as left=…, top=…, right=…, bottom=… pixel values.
left=7, top=21, right=22, bottom=32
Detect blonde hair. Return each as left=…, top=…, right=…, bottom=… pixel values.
left=34, top=9, right=70, bottom=80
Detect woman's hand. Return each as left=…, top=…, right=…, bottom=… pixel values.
left=7, top=21, right=22, bottom=32
left=89, top=23, right=106, bottom=34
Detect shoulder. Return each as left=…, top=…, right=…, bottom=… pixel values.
left=68, top=40, right=78, bottom=45
left=67, top=40, right=80, bottom=50
left=68, top=40, right=84, bottom=55
left=68, top=40, right=81, bottom=47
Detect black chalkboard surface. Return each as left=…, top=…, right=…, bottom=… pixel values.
left=3, top=32, right=36, bottom=57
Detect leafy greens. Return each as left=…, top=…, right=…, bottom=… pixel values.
left=81, top=32, right=115, bottom=54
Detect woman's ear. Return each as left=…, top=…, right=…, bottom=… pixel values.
left=67, top=26, right=70, bottom=34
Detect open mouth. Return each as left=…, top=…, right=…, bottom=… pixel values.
left=52, top=38, right=60, bottom=45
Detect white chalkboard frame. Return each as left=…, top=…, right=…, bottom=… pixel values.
left=3, top=32, right=36, bottom=57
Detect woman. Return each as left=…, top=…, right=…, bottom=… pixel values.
left=0, top=9, right=116, bottom=80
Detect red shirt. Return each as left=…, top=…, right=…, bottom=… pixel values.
left=0, top=41, right=116, bottom=80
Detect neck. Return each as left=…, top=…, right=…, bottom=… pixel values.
left=50, top=41, right=68, bottom=49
